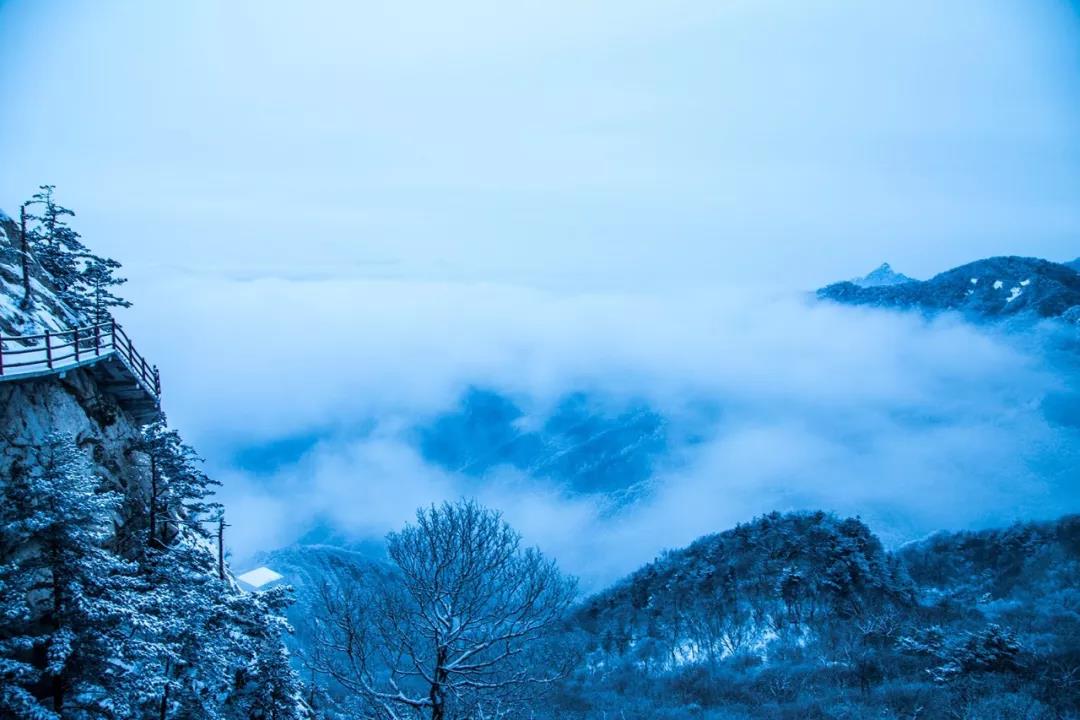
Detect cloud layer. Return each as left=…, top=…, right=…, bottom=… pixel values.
left=129, top=272, right=1079, bottom=587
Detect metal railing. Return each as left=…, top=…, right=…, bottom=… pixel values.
left=0, top=319, right=160, bottom=397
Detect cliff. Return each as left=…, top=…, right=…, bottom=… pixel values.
left=0, top=206, right=153, bottom=524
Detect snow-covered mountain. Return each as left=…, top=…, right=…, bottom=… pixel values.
left=818, top=256, right=1080, bottom=322
left=850, top=262, right=916, bottom=288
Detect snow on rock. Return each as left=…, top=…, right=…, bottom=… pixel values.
left=993, top=280, right=1004, bottom=290
left=1020, top=279, right=1031, bottom=286
left=0, top=230, right=81, bottom=337
left=1006, top=286, right=1022, bottom=303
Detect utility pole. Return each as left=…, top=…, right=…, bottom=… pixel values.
left=217, top=517, right=228, bottom=580
left=18, top=202, right=32, bottom=310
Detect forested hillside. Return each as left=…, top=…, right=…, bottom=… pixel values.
left=538, top=512, right=1080, bottom=719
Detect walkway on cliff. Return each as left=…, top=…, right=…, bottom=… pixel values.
left=0, top=320, right=161, bottom=423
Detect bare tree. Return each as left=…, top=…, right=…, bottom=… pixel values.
left=309, top=500, right=577, bottom=720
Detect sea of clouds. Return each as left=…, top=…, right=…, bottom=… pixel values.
left=129, top=272, right=1080, bottom=587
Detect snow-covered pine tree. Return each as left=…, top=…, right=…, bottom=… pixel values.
left=22, top=185, right=131, bottom=325
left=217, top=586, right=307, bottom=720
left=0, top=434, right=168, bottom=719
left=125, top=532, right=231, bottom=720
left=118, top=419, right=232, bottom=718
left=0, top=555, right=53, bottom=720
left=118, top=418, right=305, bottom=720
left=135, top=419, right=222, bottom=549
left=24, top=186, right=86, bottom=305
left=79, top=256, right=131, bottom=326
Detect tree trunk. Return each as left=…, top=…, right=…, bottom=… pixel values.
left=430, top=647, right=448, bottom=720
left=159, top=658, right=171, bottom=720
left=218, top=519, right=226, bottom=580
left=19, top=204, right=31, bottom=310
left=149, top=455, right=159, bottom=547
left=50, top=544, right=64, bottom=713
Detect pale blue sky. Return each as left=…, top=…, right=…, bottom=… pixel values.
left=1, top=0, right=1078, bottom=290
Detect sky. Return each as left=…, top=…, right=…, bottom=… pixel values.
left=1, top=0, right=1079, bottom=586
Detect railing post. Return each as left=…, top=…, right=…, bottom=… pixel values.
left=153, top=366, right=161, bottom=396
left=74, top=327, right=80, bottom=363
left=94, top=323, right=101, bottom=356
left=0, top=334, right=4, bottom=376
left=111, top=319, right=117, bottom=350
left=45, top=330, right=53, bottom=369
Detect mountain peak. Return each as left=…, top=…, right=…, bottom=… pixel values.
left=851, top=262, right=916, bottom=288
left=819, top=255, right=1080, bottom=322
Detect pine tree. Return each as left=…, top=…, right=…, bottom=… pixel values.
left=220, top=586, right=307, bottom=720
left=135, top=419, right=222, bottom=549
left=23, top=185, right=131, bottom=325
left=79, top=256, right=131, bottom=326
left=0, top=435, right=167, bottom=719
left=126, top=534, right=231, bottom=720
left=122, top=418, right=305, bottom=720
left=121, top=419, right=231, bottom=719
left=25, top=186, right=86, bottom=302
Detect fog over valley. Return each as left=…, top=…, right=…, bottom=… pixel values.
left=122, top=272, right=1080, bottom=585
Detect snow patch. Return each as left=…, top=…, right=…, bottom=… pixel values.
left=1020, top=279, right=1031, bottom=287
left=1006, top=286, right=1022, bottom=303
left=993, top=280, right=1004, bottom=290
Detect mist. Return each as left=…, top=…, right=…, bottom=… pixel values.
left=120, top=271, right=1080, bottom=587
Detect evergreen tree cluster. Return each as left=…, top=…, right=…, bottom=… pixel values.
left=0, top=429, right=307, bottom=720
left=19, top=185, right=130, bottom=325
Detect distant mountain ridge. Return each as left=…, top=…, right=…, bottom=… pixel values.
left=818, top=256, right=1080, bottom=322
left=416, top=388, right=674, bottom=500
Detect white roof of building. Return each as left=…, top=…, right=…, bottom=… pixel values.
left=237, top=566, right=283, bottom=589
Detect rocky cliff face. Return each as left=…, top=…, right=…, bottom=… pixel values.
left=0, top=368, right=148, bottom=497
